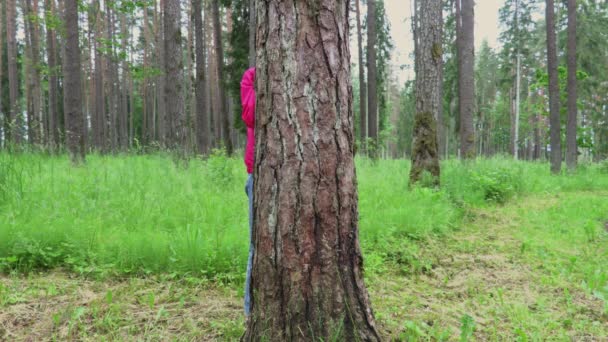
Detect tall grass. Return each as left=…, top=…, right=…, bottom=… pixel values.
left=0, top=152, right=606, bottom=280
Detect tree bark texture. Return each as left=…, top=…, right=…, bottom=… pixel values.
left=164, top=0, right=186, bottom=151
left=7, top=0, right=22, bottom=144
left=25, top=0, right=42, bottom=145
left=212, top=0, right=233, bottom=155
left=546, top=0, right=562, bottom=173
left=0, top=0, right=3, bottom=147
left=248, top=0, right=256, bottom=66
left=366, top=0, right=378, bottom=156
left=63, top=0, right=85, bottom=163
left=156, top=0, right=167, bottom=145
left=355, top=0, right=367, bottom=152
left=409, top=0, right=441, bottom=187
left=459, top=0, right=475, bottom=159
left=566, top=0, right=577, bottom=170
left=243, top=0, right=380, bottom=340
left=194, top=0, right=209, bottom=154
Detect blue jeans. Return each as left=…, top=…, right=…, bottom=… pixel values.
left=244, top=174, right=254, bottom=316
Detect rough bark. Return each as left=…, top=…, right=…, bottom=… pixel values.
left=194, top=0, right=209, bottom=154
left=546, top=0, right=561, bottom=173
left=243, top=0, right=380, bottom=340
left=45, top=0, right=59, bottom=149
left=212, top=0, right=233, bottom=155
left=566, top=0, right=577, bottom=170
left=156, top=0, right=167, bottom=145
left=409, top=0, right=441, bottom=187
left=0, top=0, right=3, bottom=146
left=459, top=0, right=475, bottom=159
left=366, top=0, right=378, bottom=156
left=7, top=0, right=22, bottom=144
left=355, top=0, right=367, bottom=152
left=24, top=0, right=42, bottom=145
left=120, top=12, right=129, bottom=150
left=164, top=0, right=186, bottom=151
left=63, top=0, right=85, bottom=163
left=93, top=1, right=105, bottom=150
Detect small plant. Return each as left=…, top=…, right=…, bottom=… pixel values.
left=459, top=314, right=476, bottom=342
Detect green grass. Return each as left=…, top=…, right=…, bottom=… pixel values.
left=1, top=152, right=607, bottom=280
left=1, top=152, right=607, bottom=340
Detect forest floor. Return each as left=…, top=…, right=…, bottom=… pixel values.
left=1, top=190, right=606, bottom=341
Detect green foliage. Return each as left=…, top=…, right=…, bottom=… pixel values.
left=470, top=163, right=523, bottom=204
left=459, top=314, right=476, bottom=342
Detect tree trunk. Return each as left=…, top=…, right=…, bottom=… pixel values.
left=212, top=0, right=233, bottom=155
left=355, top=0, right=367, bottom=153
left=45, top=0, right=59, bottom=149
left=164, top=0, right=185, bottom=151
left=459, top=0, right=475, bottom=159
left=243, top=0, right=380, bottom=340
left=7, top=0, right=22, bottom=144
left=24, top=0, right=42, bottom=145
left=248, top=0, right=255, bottom=66
left=156, top=0, right=167, bottom=145
left=194, top=0, right=209, bottom=154
left=63, top=0, right=85, bottom=163
left=546, top=0, right=561, bottom=173
left=513, top=0, right=521, bottom=160
left=367, top=0, right=378, bottom=157
left=93, top=1, right=105, bottom=151
left=120, top=12, right=129, bottom=150
left=566, top=0, right=577, bottom=170
left=0, top=0, right=3, bottom=147
left=409, top=0, right=441, bottom=187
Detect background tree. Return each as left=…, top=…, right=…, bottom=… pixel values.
left=212, top=0, right=232, bottom=155
left=164, top=0, right=185, bottom=152
left=367, top=0, right=378, bottom=156
left=409, top=0, right=441, bottom=186
left=458, top=0, right=475, bottom=159
left=546, top=0, right=561, bottom=173
left=7, top=0, right=22, bottom=144
left=193, top=0, right=209, bottom=155
left=63, top=0, right=85, bottom=163
left=244, top=0, right=380, bottom=339
left=355, top=0, right=366, bottom=151
left=566, top=0, right=577, bottom=170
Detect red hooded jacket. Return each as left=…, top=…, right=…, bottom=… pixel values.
left=241, top=67, right=256, bottom=174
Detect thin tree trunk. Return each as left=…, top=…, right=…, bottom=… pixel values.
left=546, top=0, right=561, bottom=173
left=194, top=0, right=209, bottom=154
left=7, top=0, right=22, bottom=144
left=243, top=0, right=380, bottom=339
left=355, top=0, right=367, bottom=153
left=25, top=0, right=42, bottom=145
left=156, top=0, right=167, bottom=145
left=0, top=0, right=3, bottom=147
left=367, top=0, right=378, bottom=157
left=409, top=0, right=441, bottom=186
left=566, top=0, right=577, bottom=170
left=45, top=0, right=59, bottom=149
left=514, top=0, right=521, bottom=160
left=63, top=0, right=85, bottom=163
left=212, top=0, right=233, bottom=155
left=459, top=0, right=475, bottom=159
left=164, top=0, right=185, bottom=152
left=94, top=1, right=105, bottom=150
left=120, top=12, right=129, bottom=150
left=142, top=4, right=150, bottom=145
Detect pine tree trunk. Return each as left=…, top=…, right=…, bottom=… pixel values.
left=45, top=0, right=59, bottom=149
left=366, top=0, right=378, bottom=157
left=164, top=0, right=185, bottom=152
left=93, top=1, right=105, bottom=151
left=546, top=0, right=561, bottom=173
left=120, top=12, right=129, bottom=150
left=566, top=0, right=577, bottom=170
left=409, top=0, right=441, bottom=187
left=194, top=0, right=209, bottom=154
left=243, top=1, right=380, bottom=340
left=7, top=0, right=22, bottom=144
left=0, top=0, right=3, bottom=147
left=156, top=0, right=167, bottom=145
left=212, top=0, right=233, bottom=155
left=459, top=0, right=475, bottom=159
left=24, top=0, right=42, bottom=145
left=355, top=0, right=367, bottom=153
left=63, top=0, right=85, bottom=163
